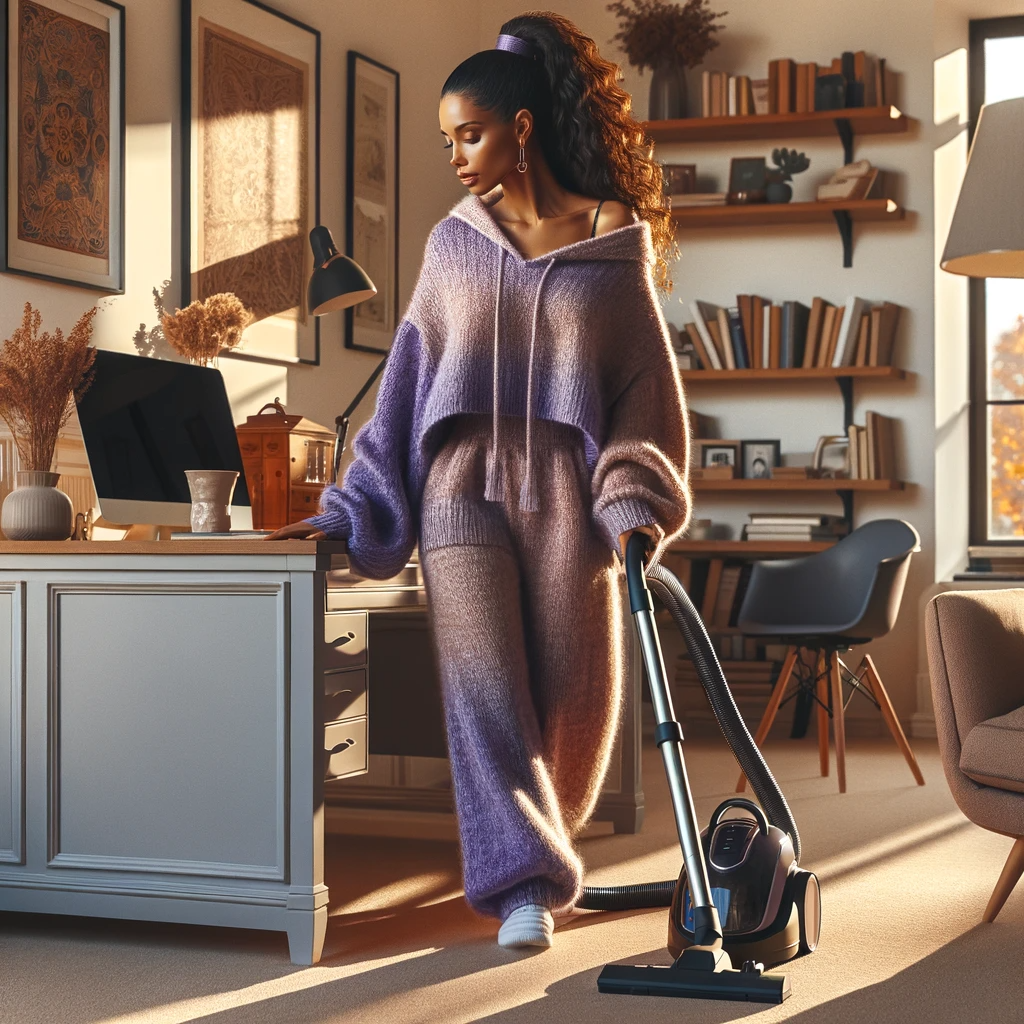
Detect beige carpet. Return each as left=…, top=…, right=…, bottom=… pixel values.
left=4, top=736, right=1023, bottom=1024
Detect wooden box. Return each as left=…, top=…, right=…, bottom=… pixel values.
left=236, top=400, right=336, bottom=530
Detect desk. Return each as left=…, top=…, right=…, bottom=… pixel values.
left=0, top=540, right=642, bottom=964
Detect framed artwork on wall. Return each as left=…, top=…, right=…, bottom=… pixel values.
left=345, top=51, right=399, bottom=354
left=1, top=0, right=125, bottom=292
left=181, top=0, right=320, bottom=365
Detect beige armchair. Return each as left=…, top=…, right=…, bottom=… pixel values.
left=926, top=589, right=1024, bottom=922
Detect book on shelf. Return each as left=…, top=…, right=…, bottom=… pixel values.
left=713, top=564, right=743, bottom=627
left=691, top=464, right=735, bottom=481
left=743, top=525, right=848, bottom=541
left=845, top=411, right=896, bottom=480
left=771, top=465, right=815, bottom=479
left=749, top=512, right=847, bottom=526
left=682, top=297, right=901, bottom=371
left=751, top=78, right=770, bottom=114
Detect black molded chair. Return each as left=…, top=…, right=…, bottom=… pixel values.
left=733, top=519, right=925, bottom=794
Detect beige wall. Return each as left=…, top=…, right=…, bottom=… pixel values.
left=2, top=0, right=1011, bottom=729
left=0, top=0, right=476, bottom=444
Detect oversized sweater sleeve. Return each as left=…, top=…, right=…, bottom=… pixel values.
left=305, top=316, right=433, bottom=578
left=590, top=268, right=692, bottom=568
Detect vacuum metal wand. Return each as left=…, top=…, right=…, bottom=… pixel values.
left=625, top=535, right=719, bottom=945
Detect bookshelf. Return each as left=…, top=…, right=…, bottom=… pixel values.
left=680, top=366, right=907, bottom=381
left=642, top=105, right=912, bottom=163
left=646, top=106, right=916, bottom=266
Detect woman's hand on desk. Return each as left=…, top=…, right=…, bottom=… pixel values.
left=265, top=522, right=328, bottom=541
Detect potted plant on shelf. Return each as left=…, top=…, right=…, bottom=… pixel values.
left=0, top=303, right=97, bottom=541
left=766, top=147, right=811, bottom=203
left=607, top=0, right=727, bottom=120
left=160, top=292, right=252, bottom=367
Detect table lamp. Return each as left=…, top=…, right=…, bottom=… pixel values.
left=940, top=96, right=1024, bottom=278
left=306, top=226, right=387, bottom=482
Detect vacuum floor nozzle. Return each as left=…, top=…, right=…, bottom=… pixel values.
left=597, top=964, right=791, bottom=1004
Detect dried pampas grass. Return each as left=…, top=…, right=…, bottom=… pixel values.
left=0, top=302, right=98, bottom=473
left=161, top=293, right=253, bottom=366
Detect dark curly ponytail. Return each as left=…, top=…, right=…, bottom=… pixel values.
left=440, top=11, right=678, bottom=294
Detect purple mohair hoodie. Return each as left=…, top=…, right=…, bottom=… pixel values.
left=307, top=188, right=692, bottom=577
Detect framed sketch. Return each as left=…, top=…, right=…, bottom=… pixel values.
left=1, top=0, right=125, bottom=292
left=699, top=440, right=740, bottom=469
left=181, top=0, right=320, bottom=365
left=345, top=51, right=399, bottom=354
left=741, top=439, right=781, bottom=479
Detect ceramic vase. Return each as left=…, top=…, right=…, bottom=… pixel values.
left=649, top=61, right=689, bottom=120
left=185, top=470, right=238, bottom=533
left=1, top=471, right=74, bottom=541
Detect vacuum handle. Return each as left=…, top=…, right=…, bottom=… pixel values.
left=708, top=797, right=771, bottom=836
left=625, top=530, right=654, bottom=613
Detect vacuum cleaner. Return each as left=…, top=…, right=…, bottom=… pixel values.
left=583, top=532, right=821, bottom=1003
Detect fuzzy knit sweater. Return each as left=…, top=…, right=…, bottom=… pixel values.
left=307, top=189, right=692, bottom=578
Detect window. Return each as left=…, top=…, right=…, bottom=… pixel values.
left=969, top=18, right=1024, bottom=543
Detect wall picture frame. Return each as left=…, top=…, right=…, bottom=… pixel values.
left=181, top=0, right=321, bottom=365
left=1, top=0, right=125, bottom=293
left=345, top=50, right=399, bottom=354
left=742, top=439, right=781, bottom=479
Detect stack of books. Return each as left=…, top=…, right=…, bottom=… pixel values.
left=683, top=295, right=901, bottom=371
left=846, top=411, right=897, bottom=480
left=954, top=547, right=1024, bottom=581
left=695, top=51, right=894, bottom=120
left=742, top=513, right=849, bottom=543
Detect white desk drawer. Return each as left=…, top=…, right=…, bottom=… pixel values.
left=323, top=611, right=367, bottom=668
left=325, top=717, right=367, bottom=779
left=324, top=667, right=366, bottom=720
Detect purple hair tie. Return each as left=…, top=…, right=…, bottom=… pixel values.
left=495, top=33, right=538, bottom=59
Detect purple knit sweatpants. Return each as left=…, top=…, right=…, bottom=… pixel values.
left=418, top=413, right=626, bottom=921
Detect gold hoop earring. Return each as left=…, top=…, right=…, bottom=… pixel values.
left=517, top=141, right=528, bottom=173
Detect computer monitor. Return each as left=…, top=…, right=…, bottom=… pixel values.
left=75, top=350, right=253, bottom=529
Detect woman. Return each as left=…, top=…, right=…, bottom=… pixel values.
left=271, top=12, right=692, bottom=951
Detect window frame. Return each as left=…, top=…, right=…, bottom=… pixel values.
left=968, top=16, right=1024, bottom=545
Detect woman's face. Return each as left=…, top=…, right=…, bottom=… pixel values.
left=438, top=93, right=525, bottom=194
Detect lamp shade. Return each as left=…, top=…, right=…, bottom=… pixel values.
left=940, top=96, right=1024, bottom=278
left=307, top=225, right=377, bottom=316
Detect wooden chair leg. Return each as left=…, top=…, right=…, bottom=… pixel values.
left=862, top=654, right=925, bottom=786
left=736, top=646, right=799, bottom=793
left=816, top=653, right=830, bottom=778
left=829, top=651, right=847, bottom=793
left=984, top=837, right=1024, bottom=923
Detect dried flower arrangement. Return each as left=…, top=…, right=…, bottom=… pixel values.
left=0, top=303, right=97, bottom=473
left=160, top=292, right=252, bottom=367
left=606, top=0, right=727, bottom=73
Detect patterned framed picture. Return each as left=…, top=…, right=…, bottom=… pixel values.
left=181, top=0, right=320, bottom=365
left=1, top=0, right=125, bottom=292
left=345, top=51, right=399, bottom=354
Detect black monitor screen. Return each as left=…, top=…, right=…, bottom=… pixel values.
left=75, top=350, right=251, bottom=506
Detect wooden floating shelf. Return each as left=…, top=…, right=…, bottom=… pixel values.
left=692, top=478, right=905, bottom=492
left=680, top=366, right=909, bottom=382
left=670, top=198, right=902, bottom=229
left=642, top=105, right=911, bottom=145
left=668, top=540, right=835, bottom=555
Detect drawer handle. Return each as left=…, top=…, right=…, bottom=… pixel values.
left=326, top=737, right=357, bottom=756
left=327, top=631, right=357, bottom=648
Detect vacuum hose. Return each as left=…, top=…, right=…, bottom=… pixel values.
left=576, top=558, right=800, bottom=912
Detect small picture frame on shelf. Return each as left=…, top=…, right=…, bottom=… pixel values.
left=727, top=156, right=767, bottom=204
left=662, top=162, right=697, bottom=195
left=700, top=440, right=740, bottom=469
left=741, top=439, right=781, bottom=479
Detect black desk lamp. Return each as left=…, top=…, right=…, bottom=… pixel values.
left=307, top=226, right=388, bottom=483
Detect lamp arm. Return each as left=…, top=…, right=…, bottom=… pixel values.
left=332, top=354, right=389, bottom=484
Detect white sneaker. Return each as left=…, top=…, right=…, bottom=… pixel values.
left=497, top=903, right=554, bottom=949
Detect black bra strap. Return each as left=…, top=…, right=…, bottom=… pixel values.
left=590, top=200, right=604, bottom=238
